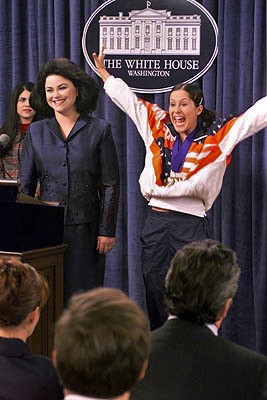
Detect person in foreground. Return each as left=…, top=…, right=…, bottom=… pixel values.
left=131, top=239, right=267, bottom=400
left=0, top=81, right=38, bottom=179
left=53, top=287, right=150, bottom=400
left=0, top=257, right=63, bottom=400
left=18, top=58, right=120, bottom=302
left=93, top=48, right=267, bottom=330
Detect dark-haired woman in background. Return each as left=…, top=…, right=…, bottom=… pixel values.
left=93, top=48, right=267, bottom=330
left=0, top=257, right=63, bottom=400
left=0, top=81, right=38, bottom=179
left=19, top=58, right=120, bottom=303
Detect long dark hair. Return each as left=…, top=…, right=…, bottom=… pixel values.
left=171, top=83, right=216, bottom=131
left=0, top=81, right=38, bottom=153
left=30, top=58, right=99, bottom=119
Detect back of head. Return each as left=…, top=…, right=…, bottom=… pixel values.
left=0, top=257, right=49, bottom=327
left=165, top=239, right=240, bottom=324
left=30, top=58, right=99, bottom=118
left=54, top=287, right=150, bottom=398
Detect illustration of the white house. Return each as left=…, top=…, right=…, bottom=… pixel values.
left=99, top=1, right=201, bottom=55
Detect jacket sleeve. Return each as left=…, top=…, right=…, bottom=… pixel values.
left=97, top=123, right=120, bottom=237
left=18, top=130, right=38, bottom=197
left=104, top=75, right=168, bottom=147
left=219, top=95, right=267, bottom=155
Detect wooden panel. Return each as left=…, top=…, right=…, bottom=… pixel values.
left=0, top=244, right=67, bottom=357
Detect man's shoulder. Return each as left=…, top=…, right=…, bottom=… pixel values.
left=218, top=334, right=267, bottom=364
left=131, top=320, right=267, bottom=400
left=151, top=319, right=267, bottom=364
left=154, top=319, right=267, bottom=366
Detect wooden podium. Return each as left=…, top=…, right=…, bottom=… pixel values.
left=0, top=179, right=66, bottom=357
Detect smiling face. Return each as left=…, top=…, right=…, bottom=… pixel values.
left=169, top=89, right=203, bottom=139
left=45, top=75, right=78, bottom=116
left=17, top=89, right=36, bottom=124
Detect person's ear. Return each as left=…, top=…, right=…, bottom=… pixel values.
left=138, top=360, right=148, bottom=381
left=215, top=298, right=233, bottom=329
left=52, top=349, right=57, bottom=368
left=220, top=298, right=233, bottom=321
left=196, top=104, right=203, bottom=115
left=28, top=306, right=40, bottom=325
left=24, top=306, right=40, bottom=339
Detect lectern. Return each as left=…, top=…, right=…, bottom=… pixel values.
left=0, top=180, right=66, bottom=357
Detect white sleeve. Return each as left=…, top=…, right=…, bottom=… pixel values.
left=219, top=96, right=267, bottom=155
left=104, top=75, right=165, bottom=147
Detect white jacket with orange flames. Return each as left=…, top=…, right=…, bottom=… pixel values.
left=104, top=76, right=267, bottom=217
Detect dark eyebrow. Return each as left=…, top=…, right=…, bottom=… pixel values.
left=45, top=83, right=68, bottom=89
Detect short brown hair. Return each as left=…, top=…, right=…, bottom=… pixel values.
left=54, top=287, right=150, bottom=398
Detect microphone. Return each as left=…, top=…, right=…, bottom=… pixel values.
left=0, top=134, right=10, bottom=150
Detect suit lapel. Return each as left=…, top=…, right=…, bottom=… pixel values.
left=46, top=115, right=91, bottom=140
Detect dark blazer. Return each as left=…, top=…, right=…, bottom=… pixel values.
left=0, top=337, right=63, bottom=400
left=19, top=115, right=120, bottom=236
left=131, top=319, right=267, bottom=400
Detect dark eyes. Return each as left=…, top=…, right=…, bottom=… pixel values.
left=18, top=98, right=28, bottom=103
left=169, top=103, right=188, bottom=107
left=45, top=86, right=68, bottom=93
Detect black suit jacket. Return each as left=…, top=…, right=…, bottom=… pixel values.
left=0, top=337, right=63, bottom=400
left=19, top=115, right=120, bottom=236
left=131, top=319, right=267, bottom=400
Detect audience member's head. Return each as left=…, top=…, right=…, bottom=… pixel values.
left=165, top=239, right=240, bottom=325
left=54, top=287, right=150, bottom=399
left=0, top=257, right=49, bottom=340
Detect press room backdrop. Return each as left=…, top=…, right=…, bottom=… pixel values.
left=0, top=0, right=266, bottom=353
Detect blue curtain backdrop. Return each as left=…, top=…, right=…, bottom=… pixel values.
left=0, top=0, right=266, bottom=354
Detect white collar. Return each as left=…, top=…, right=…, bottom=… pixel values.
left=205, top=323, right=218, bottom=336
left=168, top=315, right=218, bottom=335
left=65, top=395, right=110, bottom=400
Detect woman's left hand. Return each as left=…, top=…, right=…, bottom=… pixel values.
left=97, top=236, right=115, bottom=254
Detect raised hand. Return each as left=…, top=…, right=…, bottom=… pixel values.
left=92, top=46, right=110, bottom=82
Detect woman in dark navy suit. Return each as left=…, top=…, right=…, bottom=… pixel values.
left=19, top=58, right=120, bottom=302
left=0, top=257, right=63, bottom=400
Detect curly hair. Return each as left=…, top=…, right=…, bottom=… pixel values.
left=30, top=58, right=99, bottom=118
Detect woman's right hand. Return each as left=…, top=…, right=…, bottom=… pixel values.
left=92, top=46, right=111, bottom=82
